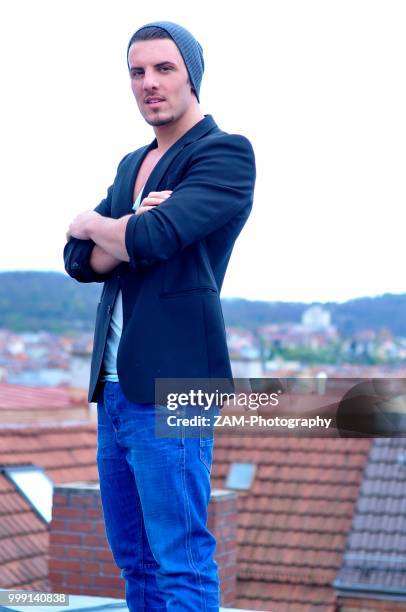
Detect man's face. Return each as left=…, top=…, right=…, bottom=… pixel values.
left=128, top=38, right=195, bottom=128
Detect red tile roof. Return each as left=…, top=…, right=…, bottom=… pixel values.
left=236, top=581, right=336, bottom=611
left=0, top=423, right=98, bottom=482
left=0, top=473, right=48, bottom=590
left=211, top=435, right=372, bottom=611
left=0, top=390, right=376, bottom=611
left=0, top=422, right=97, bottom=590
left=0, top=384, right=74, bottom=409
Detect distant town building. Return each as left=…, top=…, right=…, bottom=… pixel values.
left=301, top=305, right=332, bottom=331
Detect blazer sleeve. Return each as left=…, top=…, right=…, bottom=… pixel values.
left=124, top=134, right=256, bottom=267
left=63, top=154, right=129, bottom=283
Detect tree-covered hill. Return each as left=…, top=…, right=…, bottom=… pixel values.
left=222, top=294, right=406, bottom=337
left=0, top=271, right=405, bottom=337
left=0, top=271, right=101, bottom=333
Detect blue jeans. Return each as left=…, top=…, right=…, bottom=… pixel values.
left=96, top=381, right=220, bottom=611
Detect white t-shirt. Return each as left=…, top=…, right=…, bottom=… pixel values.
left=100, top=185, right=145, bottom=382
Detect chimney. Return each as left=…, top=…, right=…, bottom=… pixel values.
left=49, top=483, right=123, bottom=598
left=49, top=483, right=238, bottom=604
left=209, top=489, right=238, bottom=608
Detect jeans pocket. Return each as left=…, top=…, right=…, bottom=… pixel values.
left=199, top=435, right=214, bottom=473
left=155, top=405, right=186, bottom=446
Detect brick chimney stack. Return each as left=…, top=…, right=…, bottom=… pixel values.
left=49, top=483, right=238, bottom=606
left=208, top=489, right=238, bottom=607
left=49, top=483, right=122, bottom=598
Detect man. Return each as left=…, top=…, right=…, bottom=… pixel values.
left=64, top=21, right=255, bottom=612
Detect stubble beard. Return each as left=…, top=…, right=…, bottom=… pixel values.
left=144, top=114, right=175, bottom=127
left=142, top=104, right=175, bottom=127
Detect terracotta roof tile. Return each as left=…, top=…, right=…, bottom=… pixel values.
left=0, top=421, right=97, bottom=589
left=0, top=472, right=48, bottom=589
left=0, top=490, right=30, bottom=514
left=0, top=384, right=74, bottom=409
left=212, top=433, right=371, bottom=609
left=236, top=579, right=336, bottom=611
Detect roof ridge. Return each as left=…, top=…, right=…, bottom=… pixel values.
left=0, top=422, right=95, bottom=432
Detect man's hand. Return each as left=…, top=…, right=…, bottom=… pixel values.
left=64, top=189, right=172, bottom=259
left=136, top=190, right=172, bottom=215
left=66, top=210, right=101, bottom=241
left=66, top=190, right=172, bottom=240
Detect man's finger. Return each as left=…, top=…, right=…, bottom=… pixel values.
left=140, top=196, right=169, bottom=206
left=146, top=191, right=172, bottom=200
left=135, top=205, right=155, bottom=215
left=141, top=198, right=162, bottom=206
left=148, top=189, right=173, bottom=196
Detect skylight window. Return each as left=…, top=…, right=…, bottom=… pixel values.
left=3, top=465, right=54, bottom=522
left=226, top=462, right=256, bottom=490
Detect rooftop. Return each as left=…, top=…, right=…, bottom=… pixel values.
left=211, top=434, right=372, bottom=611
left=0, top=591, right=257, bottom=612
left=0, top=384, right=89, bottom=424
left=0, top=423, right=98, bottom=590
left=0, top=384, right=74, bottom=410
left=335, top=437, right=406, bottom=600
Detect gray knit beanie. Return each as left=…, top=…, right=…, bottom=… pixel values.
left=127, top=21, right=204, bottom=102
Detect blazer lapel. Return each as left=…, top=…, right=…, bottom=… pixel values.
left=142, top=115, right=217, bottom=198
left=113, top=143, right=154, bottom=218
left=115, top=115, right=217, bottom=218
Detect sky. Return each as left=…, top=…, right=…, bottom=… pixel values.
left=0, top=0, right=405, bottom=303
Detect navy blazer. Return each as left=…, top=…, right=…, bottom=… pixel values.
left=64, top=115, right=256, bottom=404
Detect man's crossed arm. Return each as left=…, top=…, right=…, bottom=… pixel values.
left=66, top=191, right=172, bottom=274
left=65, top=134, right=256, bottom=278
